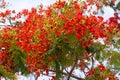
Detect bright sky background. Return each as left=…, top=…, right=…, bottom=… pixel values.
left=2, top=0, right=115, bottom=20
left=4, top=0, right=57, bottom=11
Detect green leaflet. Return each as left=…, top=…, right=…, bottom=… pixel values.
left=100, top=50, right=111, bottom=61
left=46, top=43, right=57, bottom=55
left=110, top=51, right=120, bottom=70
left=90, top=43, right=105, bottom=60
left=13, top=49, right=28, bottom=75
left=0, top=65, right=16, bottom=80
left=116, top=1, right=120, bottom=10
left=9, top=46, right=28, bottom=75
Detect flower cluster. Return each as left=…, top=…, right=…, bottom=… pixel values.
left=0, top=0, right=119, bottom=79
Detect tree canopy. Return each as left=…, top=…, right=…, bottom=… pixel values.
left=0, top=0, right=120, bottom=80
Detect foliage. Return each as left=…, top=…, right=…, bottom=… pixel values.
left=0, top=0, right=120, bottom=80
left=0, top=65, right=16, bottom=80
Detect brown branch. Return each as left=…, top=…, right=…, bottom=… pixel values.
left=78, top=53, right=94, bottom=60
left=35, top=76, right=38, bottom=80
left=49, top=70, right=84, bottom=80
left=7, top=17, right=13, bottom=27
left=63, top=71, right=84, bottom=80
left=67, top=56, right=78, bottom=80
left=91, top=57, right=94, bottom=69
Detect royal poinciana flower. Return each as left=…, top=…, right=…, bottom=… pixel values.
left=97, top=64, right=105, bottom=71
left=86, top=69, right=95, bottom=76
left=0, top=0, right=119, bottom=80
left=0, top=52, right=5, bottom=58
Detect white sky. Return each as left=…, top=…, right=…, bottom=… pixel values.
left=1, top=0, right=115, bottom=20
left=4, top=0, right=57, bottom=11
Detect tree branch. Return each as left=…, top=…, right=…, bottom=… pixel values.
left=91, top=56, right=94, bottom=69
left=35, top=76, right=38, bottom=80
left=67, top=56, right=78, bottom=80
left=49, top=69, right=84, bottom=80
left=7, top=17, right=13, bottom=27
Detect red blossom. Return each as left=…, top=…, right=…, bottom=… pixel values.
left=36, top=71, right=40, bottom=77
left=5, top=10, right=10, bottom=14
left=51, top=76, right=55, bottom=80
left=26, top=44, right=31, bottom=53
left=3, top=33, right=10, bottom=39
left=0, top=52, right=5, bottom=58
left=38, top=34, right=45, bottom=40
left=86, top=70, right=95, bottom=76
left=12, top=10, right=16, bottom=14
left=31, top=8, right=37, bottom=14
left=84, top=52, right=89, bottom=58
left=32, top=45, right=40, bottom=51
left=22, top=9, right=29, bottom=16
left=0, top=0, right=119, bottom=79
left=97, top=16, right=104, bottom=22
left=55, top=0, right=65, bottom=9
left=97, top=64, right=105, bottom=71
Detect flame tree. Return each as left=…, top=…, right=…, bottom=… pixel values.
left=0, top=0, right=120, bottom=80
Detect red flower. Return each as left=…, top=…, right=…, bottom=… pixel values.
left=42, top=39, right=50, bottom=45
left=84, top=52, right=89, bottom=58
left=45, top=9, right=51, bottom=16
left=36, top=71, right=40, bottom=77
left=38, top=34, right=45, bottom=40
left=97, top=16, right=104, bottom=22
left=32, top=45, right=40, bottom=51
left=55, top=30, right=60, bottom=37
left=12, top=10, right=16, bottom=14
left=4, top=10, right=11, bottom=16
left=86, top=70, right=95, bottom=76
left=31, top=7, right=37, bottom=13
left=26, top=44, right=31, bottom=53
left=3, top=33, right=10, bottom=39
left=39, top=46, right=46, bottom=53
left=3, top=27, right=11, bottom=32
left=22, top=9, right=28, bottom=16
left=0, top=52, right=5, bottom=58
left=26, top=57, right=35, bottom=64
left=51, top=76, right=55, bottom=80
left=97, top=64, right=105, bottom=71
left=55, top=0, right=65, bottom=9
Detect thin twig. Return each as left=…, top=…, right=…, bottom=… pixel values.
left=82, top=70, right=86, bottom=77
left=7, top=17, right=13, bottom=27
left=35, top=76, right=38, bottom=80
left=65, top=68, right=69, bottom=74
left=67, top=56, right=78, bottom=80
left=49, top=69, right=84, bottom=80
left=78, top=53, right=94, bottom=60
left=91, top=57, right=94, bottom=69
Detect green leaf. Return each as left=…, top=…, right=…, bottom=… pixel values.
left=46, top=43, right=57, bottom=55
left=16, top=52, right=27, bottom=74
left=66, top=33, right=76, bottom=43
left=86, top=46, right=95, bottom=54
left=10, top=48, right=28, bottom=75
left=0, top=65, right=16, bottom=80
left=110, top=51, right=120, bottom=69
left=116, top=1, right=120, bottom=10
